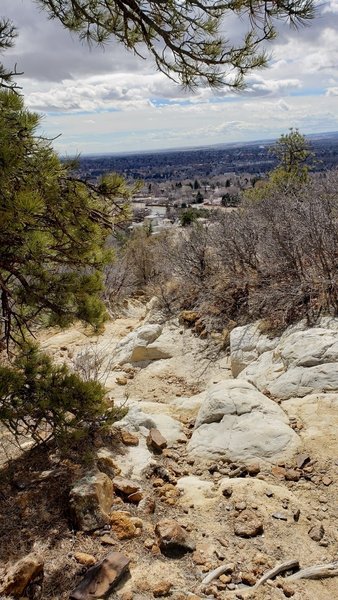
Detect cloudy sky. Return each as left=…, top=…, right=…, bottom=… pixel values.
left=2, top=0, right=338, bottom=155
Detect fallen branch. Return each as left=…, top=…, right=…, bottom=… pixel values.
left=286, top=562, right=338, bottom=581
left=252, top=559, right=299, bottom=590
left=201, top=564, right=234, bottom=585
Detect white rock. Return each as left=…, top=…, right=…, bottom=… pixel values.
left=187, top=380, right=299, bottom=463
left=112, top=323, right=175, bottom=365
left=176, top=476, right=216, bottom=506
left=230, top=323, right=279, bottom=377
left=240, top=325, right=338, bottom=400
left=115, top=404, right=186, bottom=443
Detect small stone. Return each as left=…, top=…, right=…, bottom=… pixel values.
left=113, top=476, right=141, bottom=497
left=247, top=464, right=260, bottom=476
left=74, top=552, right=96, bottom=566
left=153, top=580, right=173, bottom=597
left=192, top=550, right=207, bottom=565
left=100, top=534, right=117, bottom=545
left=234, top=510, right=264, bottom=538
left=138, top=496, right=156, bottom=514
left=219, top=574, right=232, bottom=584
left=144, top=538, right=155, bottom=549
left=110, top=511, right=137, bottom=540
left=241, top=572, right=256, bottom=586
left=147, top=428, right=167, bottom=453
left=120, top=430, right=139, bottom=446
left=266, top=490, right=274, bottom=498
left=296, top=454, right=310, bottom=469
left=308, top=524, right=324, bottom=541
left=285, top=470, right=301, bottom=482
left=293, top=509, right=301, bottom=522
left=235, top=502, right=247, bottom=511
left=116, top=376, right=128, bottom=385
left=271, top=466, right=286, bottom=480
left=222, top=487, right=233, bottom=498
left=128, top=491, right=144, bottom=504
left=277, top=580, right=295, bottom=597
left=272, top=512, right=288, bottom=521
left=322, top=476, right=333, bottom=486
left=155, top=518, right=195, bottom=556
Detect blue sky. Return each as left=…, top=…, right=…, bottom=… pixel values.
left=2, top=0, right=338, bottom=154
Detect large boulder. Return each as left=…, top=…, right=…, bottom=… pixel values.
left=187, top=380, right=299, bottom=463
left=69, top=472, right=114, bottom=532
left=230, top=323, right=280, bottom=377
left=0, top=553, right=43, bottom=597
left=113, top=324, right=173, bottom=365
left=240, top=326, right=338, bottom=400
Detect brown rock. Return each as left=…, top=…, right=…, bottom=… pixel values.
left=241, top=572, right=256, bottom=586
left=128, top=491, right=144, bottom=504
left=296, top=453, right=310, bottom=469
left=308, top=523, right=324, bottom=541
left=155, top=518, right=195, bottom=557
left=0, top=552, right=43, bottom=597
left=271, top=466, right=286, bottom=480
left=277, top=580, right=295, bottom=597
left=322, top=476, right=333, bottom=486
left=246, top=464, right=261, bottom=476
left=153, top=580, right=173, bottom=597
left=147, top=428, right=167, bottom=452
left=69, top=472, right=114, bottom=532
left=100, top=534, right=117, bottom=546
left=285, top=469, right=301, bottom=482
left=96, top=450, right=122, bottom=478
left=179, top=310, right=200, bottom=325
left=138, top=496, right=156, bottom=514
left=234, top=510, right=264, bottom=538
left=116, top=376, right=128, bottom=385
left=110, top=511, right=137, bottom=540
left=120, top=430, right=139, bottom=446
left=219, top=574, right=232, bottom=584
left=70, top=552, right=130, bottom=599
left=74, top=553, right=96, bottom=567
left=192, top=550, right=207, bottom=565
left=113, top=476, right=141, bottom=497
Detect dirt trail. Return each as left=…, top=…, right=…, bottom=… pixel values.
left=1, top=302, right=338, bottom=600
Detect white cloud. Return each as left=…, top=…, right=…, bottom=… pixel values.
left=1, top=0, right=338, bottom=152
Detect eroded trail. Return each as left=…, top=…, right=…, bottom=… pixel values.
left=1, top=300, right=338, bottom=600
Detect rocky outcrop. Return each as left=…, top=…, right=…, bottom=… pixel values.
left=230, top=322, right=279, bottom=377
left=187, top=380, right=299, bottom=462
left=0, top=552, right=43, bottom=597
left=69, top=472, right=114, bottom=532
left=112, top=324, right=174, bottom=365
left=239, top=325, right=338, bottom=400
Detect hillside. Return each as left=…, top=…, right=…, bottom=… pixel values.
left=1, top=299, right=338, bottom=599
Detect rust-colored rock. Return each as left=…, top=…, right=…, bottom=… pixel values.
left=0, top=552, right=44, bottom=597
left=147, top=428, right=167, bottom=452
left=285, top=469, right=301, bottom=482
left=113, top=476, right=141, bottom=497
left=120, top=430, right=139, bottom=446
left=155, top=518, right=195, bottom=557
left=74, top=553, right=96, bottom=567
left=110, top=511, right=137, bottom=540
left=234, top=510, right=264, bottom=538
left=271, top=466, right=286, bottom=480
left=153, top=580, right=173, bottom=597
left=128, top=491, right=144, bottom=503
left=96, top=449, right=121, bottom=478
left=179, top=311, right=200, bottom=325
left=70, top=552, right=130, bottom=599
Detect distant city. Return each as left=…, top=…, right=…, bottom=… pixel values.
left=74, top=131, right=338, bottom=183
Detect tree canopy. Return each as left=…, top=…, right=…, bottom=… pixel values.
left=2, top=0, right=315, bottom=90
left=0, top=90, right=133, bottom=349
